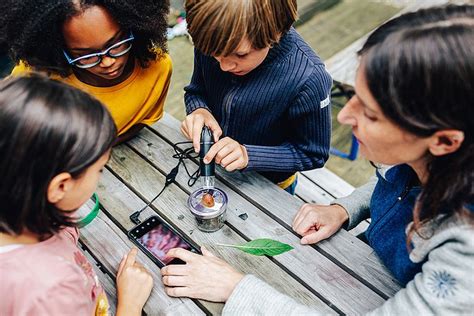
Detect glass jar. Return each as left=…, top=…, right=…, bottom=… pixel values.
left=187, top=187, right=228, bottom=232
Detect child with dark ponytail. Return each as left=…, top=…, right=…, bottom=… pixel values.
left=0, top=76, right=153, bottom=315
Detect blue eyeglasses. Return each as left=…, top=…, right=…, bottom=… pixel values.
left=63, top=32, right=134, bottom=69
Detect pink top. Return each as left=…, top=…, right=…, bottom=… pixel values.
left=0, top=227, right=110, bottom=315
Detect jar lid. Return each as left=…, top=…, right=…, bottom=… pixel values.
left=187, top=187, right=228, bottom=219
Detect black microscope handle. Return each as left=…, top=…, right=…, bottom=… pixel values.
left=200, top=126, right=215, bottom=176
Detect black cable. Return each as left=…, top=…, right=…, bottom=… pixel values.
left=172, top=141, right=201, bottom=187
left=129, top=141, right=201, bottom=224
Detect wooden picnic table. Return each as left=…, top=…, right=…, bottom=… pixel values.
left=77, top=113, right=400, bottom=315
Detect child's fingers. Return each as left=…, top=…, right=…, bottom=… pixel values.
left=215, top=143, right=234, bottom=164
left=180, top=122, right=191, bottom=140
left=184, top=115, right=194, bottom=136
left=206, top=120, right=222, bottom=141
left=192, top=117, right=205, bottom=152
left=117, top=253, right=128, bottom=277
left=213, top=129, right=222, bottom=142
left=220, top=150, right=241, bottom=168
left=224, top=158, right=244, bottom=172
left=124, top=248, right=138, bottom=268
left=204, top=140, right=226, bottom=164
left=132, top=260, right=146, bottom=269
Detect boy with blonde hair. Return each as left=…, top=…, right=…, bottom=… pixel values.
left=181, top=0, right=332, bottom=193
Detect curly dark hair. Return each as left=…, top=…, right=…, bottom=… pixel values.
left=0, top=0, right=170, bottom=77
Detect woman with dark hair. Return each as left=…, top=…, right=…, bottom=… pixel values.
left=161, top=5, right=474, bottom=314
left=0, top=0, right=172, bottom=143
left=0, top=76, right=153, bottom=315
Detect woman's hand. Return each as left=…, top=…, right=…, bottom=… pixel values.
left=116, top=248, right=154, bottom=316
left=292, top=204, right=349, bottom=244
left=181, top=108, right=222, bottom=153
left=161, top=246, right=244, bottom=302
left=204, top=137, right=249, bottom=171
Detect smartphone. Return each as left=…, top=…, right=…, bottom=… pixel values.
left=128, top=215, right=199, bottom=267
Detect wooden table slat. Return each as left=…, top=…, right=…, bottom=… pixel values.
left=123, top=130, right=390, bottom=313
left=295, top=173, right=334, bottom=204
left=77, top=202, right=207, bottom=315
left=301, top=168, right=355, bottom=199
left=104, top=147, right=339, bottom=314
left=150, top=114, right=401, bottom=298
left=79, top=243, right=118, bottom=315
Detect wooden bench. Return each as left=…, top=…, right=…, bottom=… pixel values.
left=325, top=0, right=452, bottom=86
left=295, top=0, right=340, bottom=26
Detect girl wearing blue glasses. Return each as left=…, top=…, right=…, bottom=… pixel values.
left=0, top=0, right=172, bottom=143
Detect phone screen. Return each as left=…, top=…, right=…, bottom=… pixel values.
left=136, top=221, right=193, bottom=265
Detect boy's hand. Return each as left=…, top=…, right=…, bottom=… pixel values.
left=181, top=108, right=222, bottom=153
left=116, top=248, right=154, bottom=316
left=292, top=204, right=349, bottom=244
left=204, top=137, right=248, bottom=171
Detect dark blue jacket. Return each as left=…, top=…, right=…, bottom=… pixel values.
left=184, top=28, right=332, bottom=183
left=366, top=165, right=424, bottom=285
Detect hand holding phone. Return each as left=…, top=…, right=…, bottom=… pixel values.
left=128, top=216, right=199, bottom=267
left=116, top=248, right=153, bottom=316
left=161, top=246, right=245, bottom=302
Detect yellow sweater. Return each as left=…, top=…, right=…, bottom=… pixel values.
left=11, top=55, right=172, bottom=135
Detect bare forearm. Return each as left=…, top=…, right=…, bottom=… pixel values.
left=116, top=304, right=142, bottom=316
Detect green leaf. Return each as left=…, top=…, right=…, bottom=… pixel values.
left=216, top=238, right=293, bottom=256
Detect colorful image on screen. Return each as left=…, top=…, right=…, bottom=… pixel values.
left=137, top=223, right=192, bottom=264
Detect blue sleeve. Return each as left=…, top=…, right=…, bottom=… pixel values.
left=244, top=66, right=332, bottom=172
left=184, top=49, right=210, bottom=114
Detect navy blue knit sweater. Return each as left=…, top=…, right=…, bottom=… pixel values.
left=184, top=28, right=332, bottom=183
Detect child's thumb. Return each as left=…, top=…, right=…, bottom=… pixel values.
left=213, top=131, right=221, bottom=142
